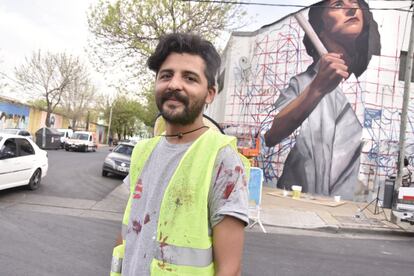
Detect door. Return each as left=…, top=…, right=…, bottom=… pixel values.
left=16, top=138, right=36, bottom=182
left=0, top=138, right=24, bottom=188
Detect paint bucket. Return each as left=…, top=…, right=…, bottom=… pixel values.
left=291, top=185, right=302, bottom=199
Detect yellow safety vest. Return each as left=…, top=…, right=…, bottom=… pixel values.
left=111, top=129, right=249, bottom=275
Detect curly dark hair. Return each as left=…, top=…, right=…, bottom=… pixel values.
left=303, top=0, right=381, bottom=77
left=147, top=33, right=221, bottom=89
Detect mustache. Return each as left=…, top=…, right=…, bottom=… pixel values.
left=161, top=90, right=189, bottom=105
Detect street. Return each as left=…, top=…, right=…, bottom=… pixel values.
left=1, top=148, right=414, bottom=276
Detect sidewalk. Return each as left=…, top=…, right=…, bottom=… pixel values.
left=107, top=184, right=414, bottom=236
left=254, top=186, right=414, bottom=235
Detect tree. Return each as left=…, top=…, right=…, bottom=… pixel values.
left=15, top=50, right=86, bottom=127
left=60, top=74, right=97, bottom=129
left=106, top=95, right=142, bottom=139
left=87, top=0, right=246, bottom=88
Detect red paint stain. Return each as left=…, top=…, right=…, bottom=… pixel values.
left=144, top=214, right=150, bottom=224
left=235, top=165, right=243, bottom=173
left=224, top=169, right=233, bottom=176
left=133, top=179, right=143, bottom=199
left=214, top=162, right=225, bottom=186
left=132, top=220, right=142, bottom=234
left=159, top=232, right=169, bottom=261
left=223, top=181, right=235, bottom=199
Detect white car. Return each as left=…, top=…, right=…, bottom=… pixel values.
left=0, top=133, right=48, bottom=191
left=0, top=128, right=33, bottom=140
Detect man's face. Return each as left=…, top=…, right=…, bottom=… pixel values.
left=322, top=0, right=364, bottom=41
left=155, top=52, right=215, bottom=125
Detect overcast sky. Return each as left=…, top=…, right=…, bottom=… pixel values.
left=5, top=0, right=397, bottom=98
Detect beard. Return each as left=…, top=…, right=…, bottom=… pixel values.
left=156, top=90, right=206, bottom=125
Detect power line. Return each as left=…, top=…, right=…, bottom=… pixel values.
left=182, top=0, right=413, bottom=12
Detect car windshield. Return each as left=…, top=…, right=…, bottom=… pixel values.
left=113, top=144, right=133, bottom=156
left=0, top=129, right=19, bottom=135
left=73, top=133, right=89, bottom=140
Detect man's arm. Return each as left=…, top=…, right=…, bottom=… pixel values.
left=264, top=53, right=349, bottom=147
left=115, top=232, right=123, bottom=246
left=213, top=216, right=245, bottom=276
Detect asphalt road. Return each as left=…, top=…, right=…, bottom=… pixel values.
left=1, top=148, right=414, bottom=276
left=243, top=229, right=414, bottom=276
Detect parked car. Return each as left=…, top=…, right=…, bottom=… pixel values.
left=102, top=142, right=134, bottom=177
left=65, top=131, right=97, bottom=152
left=0, top=133, right=48, bottom=191
left=56, top=128, right=73, bottom=148
left=0, top=128, right=33, bottom=140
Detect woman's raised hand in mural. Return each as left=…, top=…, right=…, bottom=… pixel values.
left=310, top=53, right=349, bottom=96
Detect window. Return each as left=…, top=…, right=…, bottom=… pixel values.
left=1, top=138, right=17, bottom=159
left=18, top=138, right=34, bottom=156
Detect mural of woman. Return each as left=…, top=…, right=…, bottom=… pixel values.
left=0, top=112, right=6, bottom=130
left=264, top=0, right=381, bottom=199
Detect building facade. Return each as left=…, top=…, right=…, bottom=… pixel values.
left=206, top=1, right=414, bottom=201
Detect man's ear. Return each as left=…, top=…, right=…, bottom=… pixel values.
left=205, top=86, right=217, bottom=104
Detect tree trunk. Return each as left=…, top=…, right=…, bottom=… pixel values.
left=45, top=111, right=51, bottom=127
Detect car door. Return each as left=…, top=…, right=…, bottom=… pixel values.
left=0, top=138, right=24, bottom=188
left=16, top=138, right=36, bottom=182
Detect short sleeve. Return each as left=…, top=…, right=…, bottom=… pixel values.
left=123, top=174, right=130, bottom=191
left=274, top=76, right=301, bottom=111
left=208, top=146, right=249, bottom=228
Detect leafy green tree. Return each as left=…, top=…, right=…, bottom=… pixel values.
left=106, top=95, right=142, bottom=139
left=87, top=0, right=246, bottom=87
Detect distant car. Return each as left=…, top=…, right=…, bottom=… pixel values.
left=65, top=131, right=97, bottom=152
left=102, top=142, right=134, bottom=177
left=0, top=133, right=48, bottom=191
left=56, top=128, right=73, bottom=148
left=0, top=128, right=33, bottom=140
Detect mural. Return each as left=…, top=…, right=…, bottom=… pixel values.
left=213, top=0, right=413, bottom=200
left=0, top=102, right=30, bottom=130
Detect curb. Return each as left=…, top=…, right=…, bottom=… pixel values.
left=258, top=222, right=414, bottom=237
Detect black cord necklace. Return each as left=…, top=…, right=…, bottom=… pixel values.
left=161, top=125, right=209, bottom=139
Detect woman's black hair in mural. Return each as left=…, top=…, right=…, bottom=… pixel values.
left=303, top=0, right=381, bottom=77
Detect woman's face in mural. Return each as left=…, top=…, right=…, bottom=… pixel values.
left=321, top=0, right=364, bottom=43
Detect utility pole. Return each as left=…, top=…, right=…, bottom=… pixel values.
left=106, top=105, right=113, bottom=144
left=396, top=3, right=414, bottom=189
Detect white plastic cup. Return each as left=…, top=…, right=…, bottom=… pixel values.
left=291, top=185, right=302, bottom=199
left=334, top=195, right=341, bottom=202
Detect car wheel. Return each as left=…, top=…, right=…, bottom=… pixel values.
left=65, top=148, right=69, bottom=151
left=28, top=169, right=41, bottom=190
left=93, top=146, right=96, bottom=152
left=102, top=170, right=108, bottom=177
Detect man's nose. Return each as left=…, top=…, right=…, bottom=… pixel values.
left=167, top=75, right=183, bottom=91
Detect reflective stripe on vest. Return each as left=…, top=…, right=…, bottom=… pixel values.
left=154, top=243, right=213, bottom=267
left=110, top=243, right=125, bottom=275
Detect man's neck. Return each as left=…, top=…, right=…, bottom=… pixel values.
left=164, top=117, right=207, bottom=144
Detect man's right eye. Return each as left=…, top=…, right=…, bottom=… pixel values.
left=159, top=74, right=171, bottom=80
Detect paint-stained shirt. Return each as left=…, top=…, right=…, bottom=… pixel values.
left=121, top=137, right=249, bottom=276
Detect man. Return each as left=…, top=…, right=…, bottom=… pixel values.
left=111, top=33, right=249, bottom=276
left=264, top=0, right=380, bottom=199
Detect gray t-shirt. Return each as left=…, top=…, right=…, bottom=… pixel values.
left=122, top=137, right=249, bottom=276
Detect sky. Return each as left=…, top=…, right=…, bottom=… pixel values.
left=0, top=0, right=322, bottom=99
left=3, top=0, right=405, bottom=99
